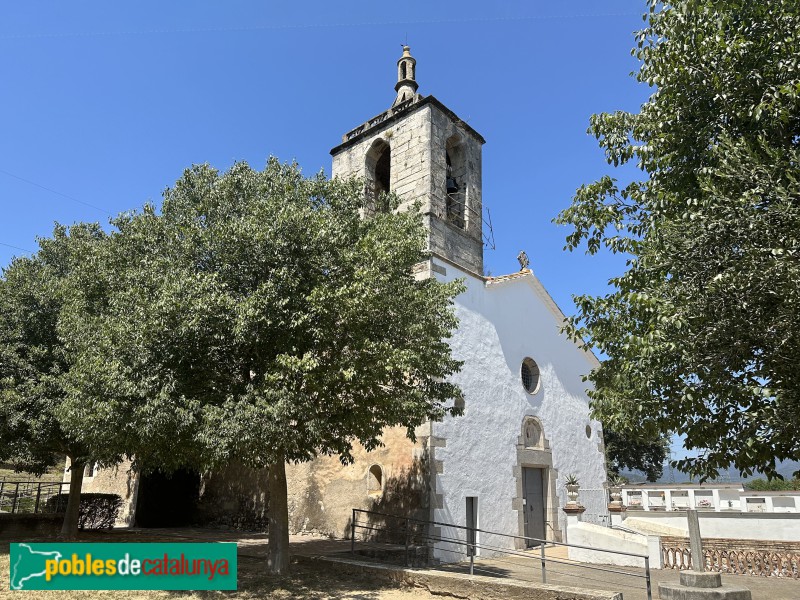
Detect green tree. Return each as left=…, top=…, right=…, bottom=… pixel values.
left=745, top=477, right=800, bottom=491
left=603, top=429, right=667, bottom=482
left=556, top=0, right=800, bottom=480
left=61, top=159, right=464, bottom=573
left=0, top=224, right=111, bottom=537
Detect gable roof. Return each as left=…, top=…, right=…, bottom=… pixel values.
left=485, top=268, right=602, bottom=370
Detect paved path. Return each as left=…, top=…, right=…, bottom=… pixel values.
left=436, top=544, right=798, bottom=600
left=108, top=528, right=799, bottom=600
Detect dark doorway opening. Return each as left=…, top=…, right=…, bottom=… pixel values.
left=135, top=468, right=201, bottom=527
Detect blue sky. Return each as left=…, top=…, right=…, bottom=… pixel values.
left=1, top=1, right=647, bottom=302
left=1, top=1, right=669, bottom=455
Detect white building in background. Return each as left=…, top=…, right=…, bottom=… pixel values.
left=621, top=483, right=800, bottom=513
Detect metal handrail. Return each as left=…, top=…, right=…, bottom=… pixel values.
left=350, top=507, right=653, bottom=600
left=0, top=480, right=68, bottom=514
left=353, top=508, right=648, bottom=558
left=358, top=524, right=650, bottom=577
left=611, top=524, right=644, bottom=536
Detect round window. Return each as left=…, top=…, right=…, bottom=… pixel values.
left=521, top=358, right=540, bottom=394
left=585, top=425, right=592, bottom=439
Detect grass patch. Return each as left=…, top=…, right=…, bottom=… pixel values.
left=0, top=461, right=66, bottom=484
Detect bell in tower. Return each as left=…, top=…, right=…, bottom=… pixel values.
left=330, top=46, right=486, bottom=275
left=446, top=153, right=459, bottom=194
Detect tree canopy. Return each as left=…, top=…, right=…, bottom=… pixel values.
left=59, top=159, right=465, bottom=571
left=0, top=223, right=111, bottom=536
left=556, top=0, right=800, bottom=480
left=603, top=429, right=667, bottom=482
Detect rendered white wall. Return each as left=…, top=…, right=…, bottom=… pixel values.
left=431, top=260, right=607, bottom=561
left=566, top=522, right=650, bottom=568
left=624, top=513, right=800, bottom=541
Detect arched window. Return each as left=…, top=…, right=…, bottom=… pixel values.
left=445, top=136, right=466, bottom=228
left=368, top=464, right=383, bottom=494
left=365, top=140, right=391, bottom=213
left=400, top=62, right=407, bottom=79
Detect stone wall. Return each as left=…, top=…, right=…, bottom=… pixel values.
left=63, top=458, right=138, bottom=527
left=0, top=513, right=63, bottom=540
left=332, top=102, right=433, bottom=215
left=195, top=462, right=270, bottom=530
left=428, top=102, right=483, bottom=273
left=285, top=426, right=428, bottom=538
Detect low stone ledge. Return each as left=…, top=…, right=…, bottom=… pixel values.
left=295, top=554, right=622, bottom=600
left=0, top=512, right=63, bottom=540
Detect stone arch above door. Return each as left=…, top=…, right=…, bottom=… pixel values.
left=512, top=415, right=560, bottom=547
left=521, top=416, right=548, bottom=450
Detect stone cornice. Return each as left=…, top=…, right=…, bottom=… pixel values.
left=330, top=95, right=486, bottom=156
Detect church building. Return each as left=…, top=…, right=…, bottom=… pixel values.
left=72, top=47, right=607, bottom=559
left=282, top=46, right=607, bottom=558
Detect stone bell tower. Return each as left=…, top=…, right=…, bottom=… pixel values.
left=330, top=46, right=485, bottom=275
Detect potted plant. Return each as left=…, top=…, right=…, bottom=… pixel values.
left=608, top=475, right=625, bottom=506
left=565, top=474, right=580, bottom=504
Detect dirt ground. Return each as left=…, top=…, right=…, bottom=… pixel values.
left=0, top=530, right=439, bottom=599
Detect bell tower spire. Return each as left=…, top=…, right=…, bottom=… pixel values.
left=331, top=47, right=486, bottom=275
left=393, top=45, right=418, bottom=106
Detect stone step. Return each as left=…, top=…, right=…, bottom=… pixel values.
left=658, top=581, right=752, bottom=600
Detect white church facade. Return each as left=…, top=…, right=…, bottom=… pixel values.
left=73, top=47, right=607, bottom=558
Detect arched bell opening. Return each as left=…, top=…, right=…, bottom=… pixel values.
left=365, top=139, right=391, bottom=214
left=445, top=135, right=466, bottom=228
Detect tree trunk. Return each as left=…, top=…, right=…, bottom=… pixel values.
left=61, top=458, right=85, bottom=539
left=267, top=458, right=290, bottom=574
